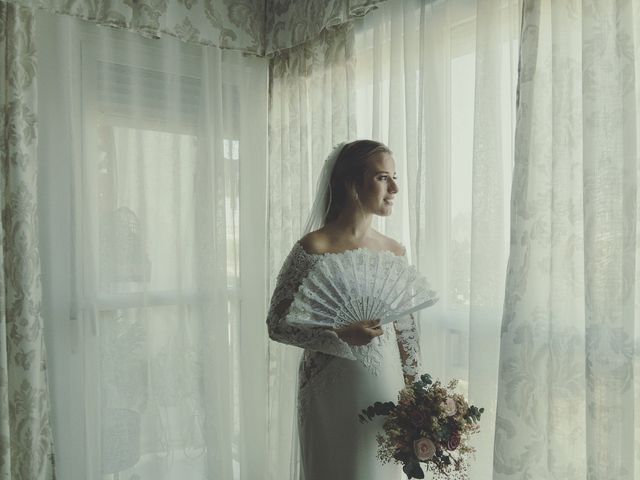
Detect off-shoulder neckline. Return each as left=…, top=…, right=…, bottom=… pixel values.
left=294, top=240, right=406, bottom=259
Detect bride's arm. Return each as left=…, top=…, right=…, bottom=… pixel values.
left=394, top=314, right=421, bottom=385
left=266, top=245, right=355, bottom=360
left=395, top=245, right=422, bottom=384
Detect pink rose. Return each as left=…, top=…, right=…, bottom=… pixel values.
left=413, top=438, right=436, bottom=461
left=441, top=397, right=457, bottom=416
left=447, top=431, right=461, bottom=450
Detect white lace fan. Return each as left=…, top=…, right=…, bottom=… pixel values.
left=286, top=248, right=438, bottom=329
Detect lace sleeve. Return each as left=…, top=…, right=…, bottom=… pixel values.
left=394, top=314, right=421, bottom=384
left=394, top=244, right=424, bottom=384
left=266, top=243, right=356, bottom=360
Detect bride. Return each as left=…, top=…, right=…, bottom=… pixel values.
left=267, top=140, right=431, bottom=480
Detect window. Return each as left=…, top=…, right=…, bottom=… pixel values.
left=38, top=10, right=266, bottom=480
left=352, top=9, right=517, bottom=477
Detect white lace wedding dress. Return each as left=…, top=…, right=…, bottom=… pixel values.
left=267, top=241, right=425, bottom=480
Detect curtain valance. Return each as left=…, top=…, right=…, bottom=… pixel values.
left=264, top=0, right=385, bottom=55
left=4, top=0, right=264, bottom=54
left=2, top=0, right=393, bottom=55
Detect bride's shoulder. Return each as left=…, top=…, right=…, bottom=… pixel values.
left=374, top=231, right=406, bottom=257
left=299, top=229, right=406, bottom=257
left=298, top=229, right=331, bottom=255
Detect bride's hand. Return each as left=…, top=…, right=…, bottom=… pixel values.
left=334, top=320, right=383, bottom=346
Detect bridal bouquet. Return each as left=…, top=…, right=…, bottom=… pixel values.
left=359, top=373, right=483, bottom=479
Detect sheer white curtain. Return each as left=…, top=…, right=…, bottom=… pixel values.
left=495, top=1, right=640, bottom=479
left=267, top=1, right=519, bottom=478
left=352, top=0, right=519, bottom=477
left=36, top=11, right=268, bottom=480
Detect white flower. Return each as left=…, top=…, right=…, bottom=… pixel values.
left=413, top=437, right=436, bottom=461
left=442, top=397, right=457, bottom=416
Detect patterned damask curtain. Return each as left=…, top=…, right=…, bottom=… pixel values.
left=5, top=0, right=264, bottom=53
left=0, top=2, right=55, bottom=479
left=1, top=0, right=395, bottom=55
left=495, top=0, right=640, bottom=478
left=264, top=0, right=387, bottom=54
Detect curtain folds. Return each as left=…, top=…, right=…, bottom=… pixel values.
left=36, top=11, right=268, bottom=480
left=495, top=0, right=640, bottom=479
left=0, top=2, right=55, bottom=479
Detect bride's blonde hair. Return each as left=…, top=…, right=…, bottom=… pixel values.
left=325, top=140, right=392, bottom=224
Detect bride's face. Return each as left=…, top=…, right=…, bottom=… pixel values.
left=355, top=152, right=398, bottom=216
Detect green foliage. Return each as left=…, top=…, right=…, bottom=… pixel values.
left=403, top=460, right=425, bottom=479
left=465, top=405, right=484, bottom=424
left=359, top=401, right=396, bottom=423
